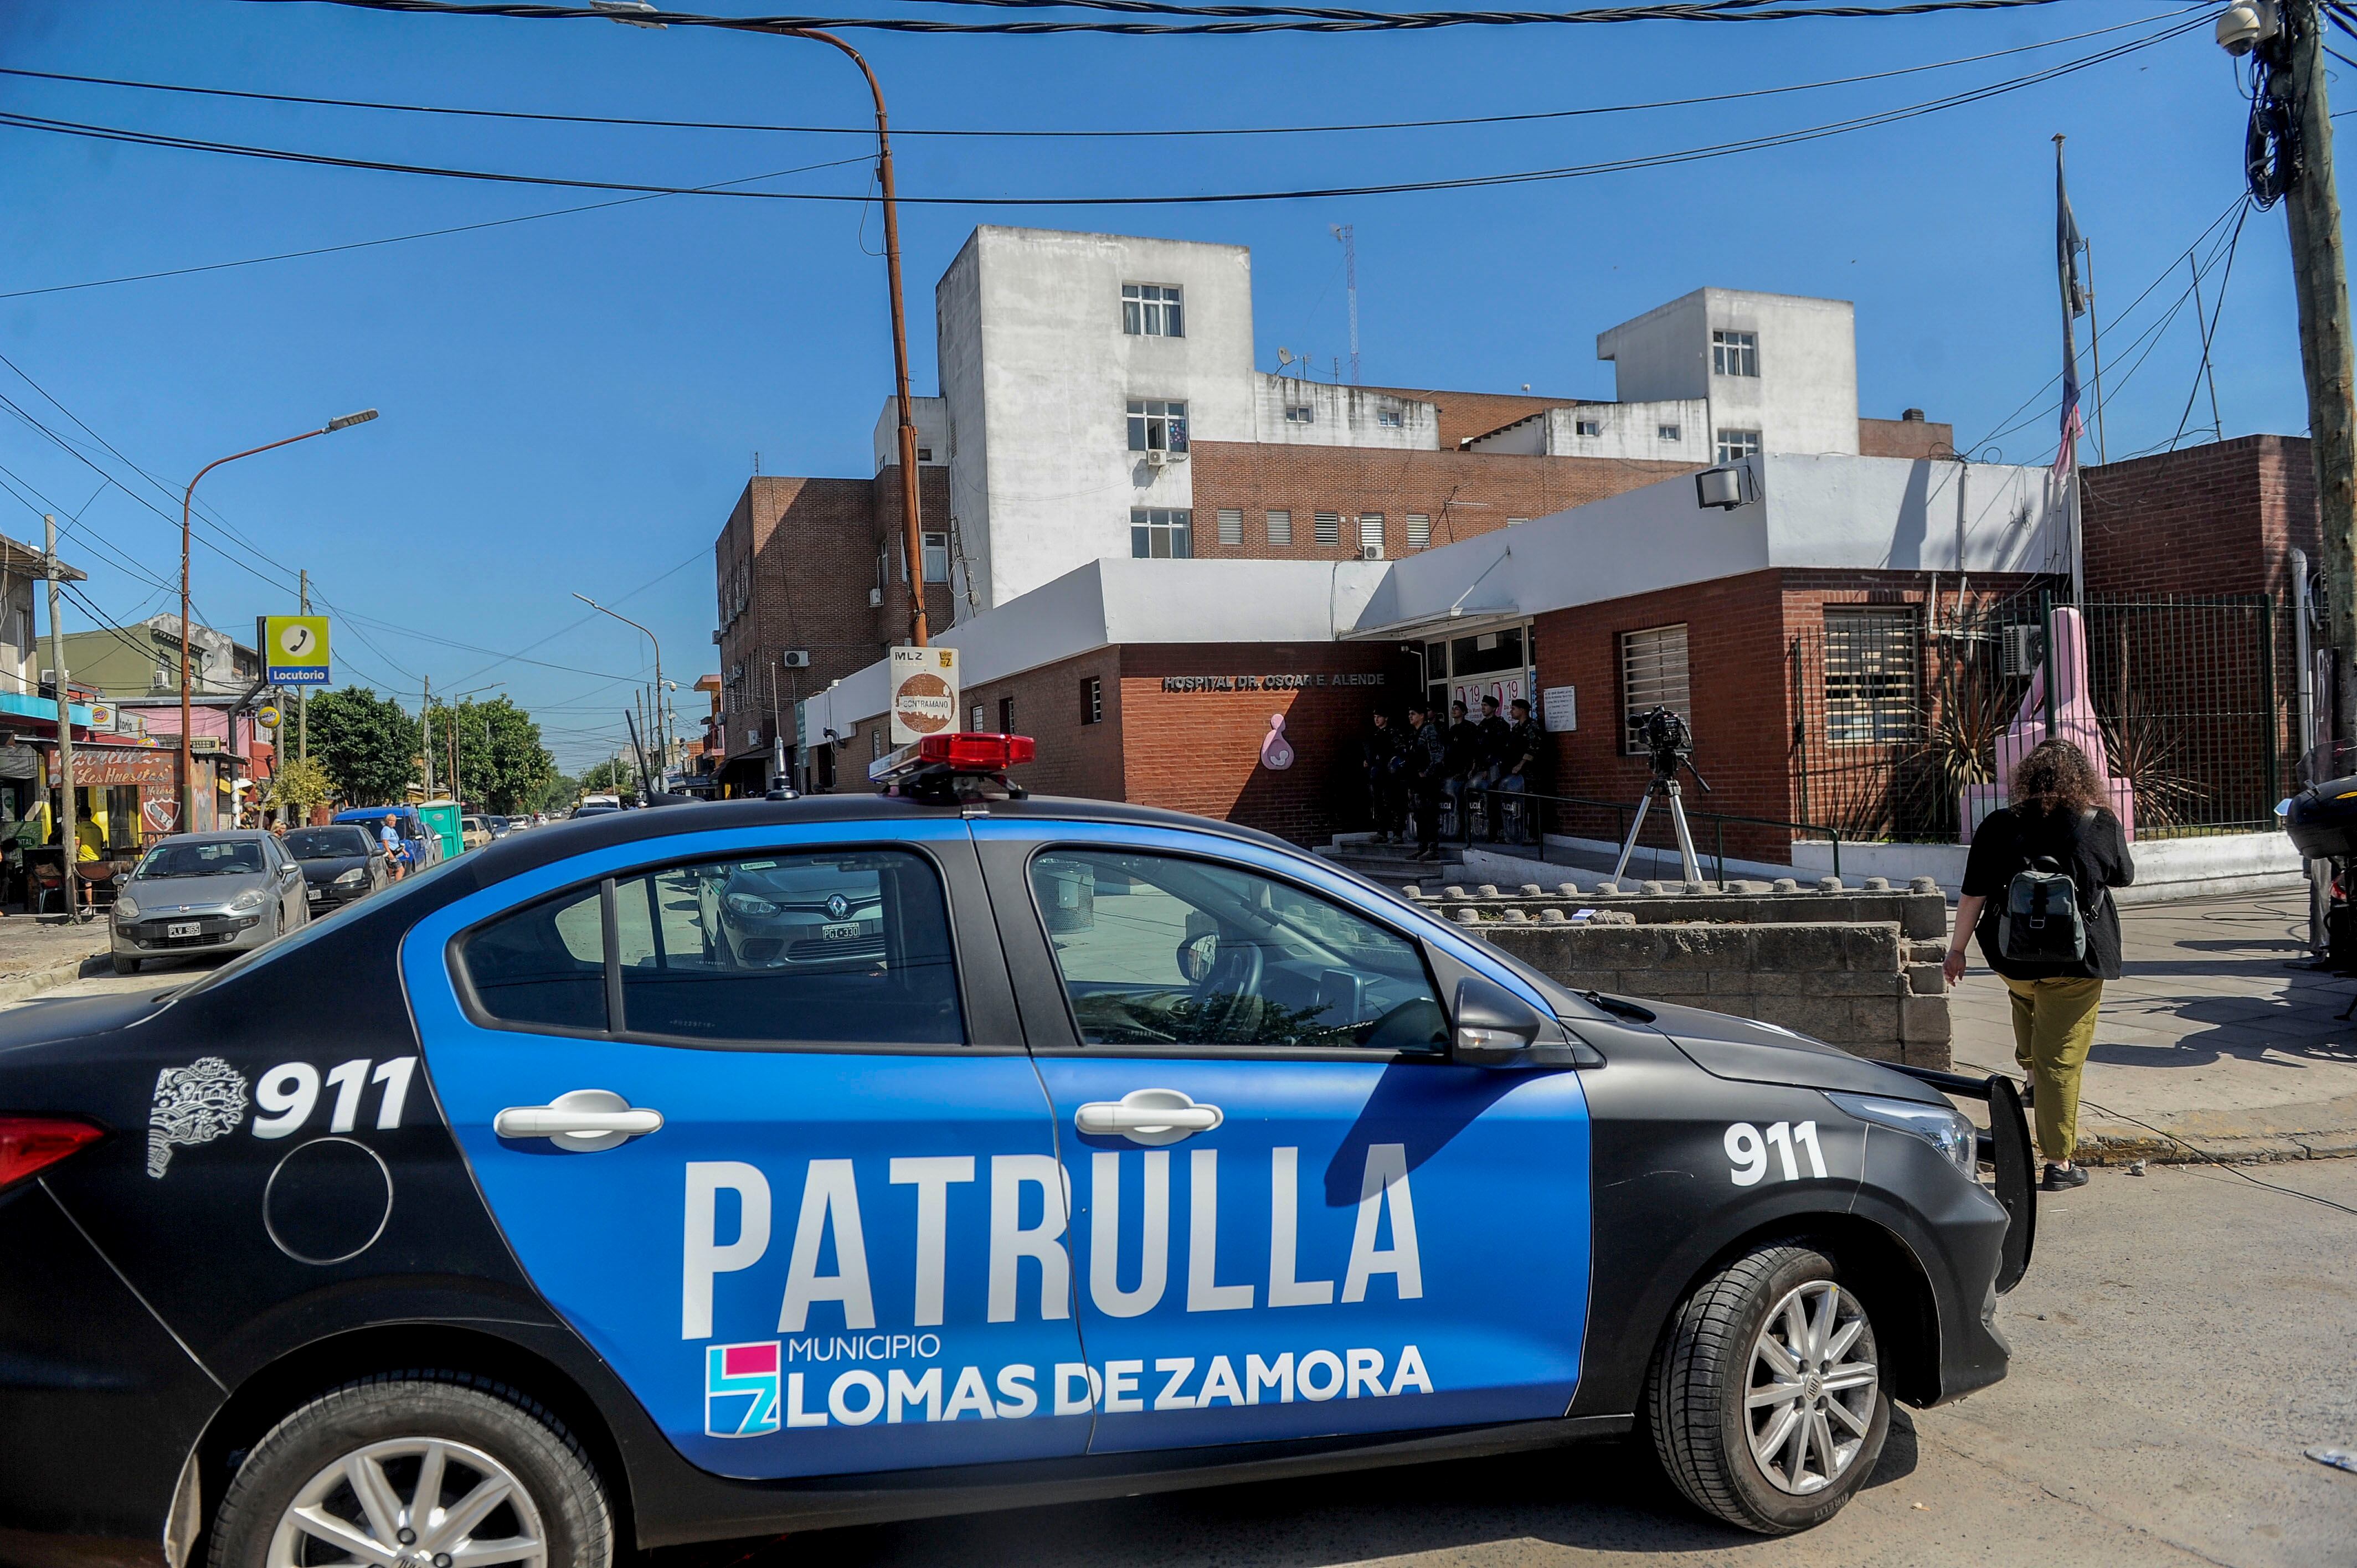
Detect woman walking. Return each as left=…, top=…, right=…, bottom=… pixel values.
left=1944, top=739, right=2135, bottom=1191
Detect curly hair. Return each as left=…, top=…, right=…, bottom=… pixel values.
left=2011, top=737, right=2107, bottom=817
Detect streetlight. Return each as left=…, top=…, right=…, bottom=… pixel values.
left=572, top=592, right=666, bottom=782
left=585, top=3, right=933, bottom=646
left=178, top=410, right=377, bottom=829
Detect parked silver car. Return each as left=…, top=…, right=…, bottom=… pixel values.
left=111, top=831, right=310, bottom=975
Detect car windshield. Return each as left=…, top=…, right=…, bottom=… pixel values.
left=285, top=827, right=373, bottom=860
left=136, top=839, right=264, bottom=878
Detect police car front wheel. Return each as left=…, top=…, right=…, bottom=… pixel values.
left=205, top=1372, right=613, bottom=1568
left=1646, top=1242, right=1890, bottom=1535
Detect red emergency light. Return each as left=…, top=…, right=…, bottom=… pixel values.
left=0, top=1115, right=104, bottom=1196
left=870, top=731, right=1036, bottom=800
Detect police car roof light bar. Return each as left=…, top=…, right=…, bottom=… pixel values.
left=870, top=731, right=1036, bottom=803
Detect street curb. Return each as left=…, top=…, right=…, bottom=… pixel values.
left=0, top=949, right=110, bottom=1007
left=2076, top=1124, right=2357, bottom=1167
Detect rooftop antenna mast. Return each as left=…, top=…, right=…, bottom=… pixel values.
left=1331, top=223, right=1360, bottom=385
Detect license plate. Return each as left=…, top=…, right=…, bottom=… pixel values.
left=307, top=888, right=323, bottom=900
left=166, top=921, right=199, bottom=938
left=821, top=921, right=862, bottom=941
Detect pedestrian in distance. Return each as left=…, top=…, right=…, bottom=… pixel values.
left=1403, top=700, right=1448, bottom=862
left=378, top=816, right=408, bottom=883
left=1440, top=699, right=1479, bottom=843
left=1943, top=738, right=2134, bottom=1192
left=1360, top=709, right=1406, bottom=844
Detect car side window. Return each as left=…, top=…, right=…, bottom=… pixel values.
left=609, top=849, right=963, bottom=1046
left=461, top=883, right=609, bottom=1031
left=1029, top=847, right=1447, bottom=1053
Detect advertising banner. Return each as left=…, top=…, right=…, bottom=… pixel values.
left=888, top=646, right=960, bottom=745
left=263, top=615, right=332, bottom=685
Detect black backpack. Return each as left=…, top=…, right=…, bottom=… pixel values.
left=1996, top=812, right=2096, bottom=964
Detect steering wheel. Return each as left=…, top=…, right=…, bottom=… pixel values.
left=1193, top=932, right=1265, bottom=1043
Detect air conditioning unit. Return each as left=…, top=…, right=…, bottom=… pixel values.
left=2000, top=625, right=2045, bottom=677
left=729, top=661, right=745, bottom=683
left=1144, top=450, right=1168, bottom=468
left=868, top=587, right=884, bottom=608
left=781, top=649, right=812, bottom=669
left=1358, top=545, right=1384, bottom=561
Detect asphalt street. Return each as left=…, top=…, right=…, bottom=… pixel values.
left=33, top=961, right=2357, bottom=1567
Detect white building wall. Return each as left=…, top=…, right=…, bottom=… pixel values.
left=1461, top=400, right=1711, bottom=461
left=868, top=395, right=951, bottom=472
left=1597, top=288, right=1859, bottom=459
left=935, top=227, right=1257, bottom=614
left=1251, top=376, right=1439, bottom=448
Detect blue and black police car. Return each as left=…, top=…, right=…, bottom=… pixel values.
left=0, top=732, right=2034, bottom=1565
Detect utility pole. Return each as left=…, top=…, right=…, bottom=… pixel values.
left=2246, top=0, right=2357, bottom=741
left=421, top=675, right=434, bottom=797
left=1331, top=224, right=1360, bottom=386
left=42, top=516, right=79, bottom=918
left=297, top=568, right=309, bottom=763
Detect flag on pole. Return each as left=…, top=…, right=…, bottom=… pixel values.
left=2054, top=140, right=2088, bottom=478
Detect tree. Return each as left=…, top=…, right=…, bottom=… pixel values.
left=579, top=757, right=632, bottom=797
left=424, top=696, right=558, bottom=815
left=536, top=772, right=580, bottom=814
left=265, top=755, right=333, bottom=823
left=308, top=687, right=420, bottom=805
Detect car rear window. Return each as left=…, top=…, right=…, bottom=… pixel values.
left=460, top=884, right=608, bottom=1031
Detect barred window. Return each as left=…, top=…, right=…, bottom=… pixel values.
left=970, top=704, right=984, bottom=732
left=1217, top=508, right=1244, bottom=546
left=1123, top=283, right=1184, bottom=338
left=1314, top=512, right=1341, bottom=546
left=1266, top=510, right=1294, bottom=546
left=1405, top=513, right=1432, bottom=550
left=999, top=696, right=1015, bottom=733
left=1824, top=607, right=1918, bottom=746
left=1130, top=508, right=1193, bottom=559
left=1715, top=429, right=1762, bottom=463
left=1080, top=676, right=1103, bottom=725
left=1358, top=513, right=1385, bottom=556
left=1712, top=329, right=1759, bottom=378
left=1620, top=624, right=1691, bottom=755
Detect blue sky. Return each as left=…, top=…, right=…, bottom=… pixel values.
left=0, top=0, right=2315, bottom=770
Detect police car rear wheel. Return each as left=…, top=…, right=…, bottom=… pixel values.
left=1646, top=1243, right=1889, bottom=1535
left=207, top=1373, right=612, bottom=1568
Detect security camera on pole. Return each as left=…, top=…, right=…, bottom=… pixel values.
left=2221, top=0, right=2357, bottom=746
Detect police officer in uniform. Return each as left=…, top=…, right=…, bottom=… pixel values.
left=1468, top=695, right=1514, bottom=842
left=1491, top=698, right=1547, bottom=845
left=1440, top=700, right=1480, bottom=844
left=1403, top=700, right=1448, bottom=861
left=1361, top=709, right=1406, bottom=844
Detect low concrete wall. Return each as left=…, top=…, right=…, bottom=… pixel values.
left=1475, top=917, right=1951, bottom=1069
left=1791, top=828, right=2303, bottom=905
left=1412, top=879, right=1951, bottom=941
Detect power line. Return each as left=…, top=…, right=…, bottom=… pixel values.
left=0, top=11, right=2196, bottom=142
left=258, top=0, right=2083, bottom=39
left=0, top=20, right=2200, bottom=209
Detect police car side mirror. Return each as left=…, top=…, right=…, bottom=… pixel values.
left=1450, top=974, right=1547, bottom=1067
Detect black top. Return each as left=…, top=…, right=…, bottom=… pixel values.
left=1444, top=720, right=1481, bottom=775
left=1474, top=714, right=1514, bottom=768
left=1960, top=806, right=2136, bottom=981
left=1502, top=718, right=1546, bottom=777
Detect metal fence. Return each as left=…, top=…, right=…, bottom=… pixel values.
left=1789, top=591, right=2290, bottom=843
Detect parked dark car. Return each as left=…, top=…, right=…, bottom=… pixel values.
left=282, top=823, right=390, bottom=914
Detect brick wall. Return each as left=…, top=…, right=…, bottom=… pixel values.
left=1188, top=442, right=1696, bottom=563
left=1857, top=416, right=1955, bottom=460
left=2081, top=434, right=2319, bottom=601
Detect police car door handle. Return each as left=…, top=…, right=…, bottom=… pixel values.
left=1074, top=1089, right=1223, bottom=1147
left=494, top=1089, right=664, bottom=1152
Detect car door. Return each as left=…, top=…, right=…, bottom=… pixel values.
left=404, top=817, right=1088, bottom=1479
left=975, top=819, right=1592, bottom=1456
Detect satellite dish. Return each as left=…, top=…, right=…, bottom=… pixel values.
left=1277, top=347, right=1293, bottom=367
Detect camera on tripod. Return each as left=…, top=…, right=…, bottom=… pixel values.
left=1633, top=705, right=1694, bottom=781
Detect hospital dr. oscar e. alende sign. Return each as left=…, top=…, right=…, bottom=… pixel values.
left=1160, top=673, right=1387, bottom=693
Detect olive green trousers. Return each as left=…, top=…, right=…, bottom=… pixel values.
left=2003, top=975, right=2103, bottom=1163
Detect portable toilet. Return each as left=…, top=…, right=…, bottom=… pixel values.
left=418, top=798, right=463, bottom=859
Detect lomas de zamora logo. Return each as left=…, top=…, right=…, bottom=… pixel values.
left=706, top=1342, right=783, bottom=1438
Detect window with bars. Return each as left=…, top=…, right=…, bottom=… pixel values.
left=1620, top=623, right=1691, bottom=754
left=1358, top=513, right=1385, bottom=556
left=1314, top=512, right=1341, bottom=546
left=1217, top=508, right=1243, bottom=546
left=1080, top=675, right=1103, bottom=725
left=1267, top=510, right=1294, bottom=546
left=1130, top=508, right=1193, bottom=559
left=1406, top=513, right=1432, bottom=550
left=1123, top=283, right=1184, bottom=337
left=1712, top=329, right=1759, bottom=378
left=1715, top=429, right=1762, bottom=463
left=1823, top=607, right=1919, bottom=745
left=1126, top=399, right=1189, bottom=453
left=970, top=704, right=984, bottom=732
left=999, top=696, right=1015, bottom=733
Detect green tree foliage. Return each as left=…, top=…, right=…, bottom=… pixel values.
left=535, top=772, right=580, bottom=815
left=265, top=755, right=334, bottom=821
left=578, top=757, right=633, bottom=797
left=307, top=686, right=420, bottom=806
left=425, top=696, right=558, bottom=816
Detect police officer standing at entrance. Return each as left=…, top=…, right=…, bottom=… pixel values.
left=1403, top=699, right=1448, bottom=861
left=1467, top=695, right=1514, bottom=840
left=1491, top=697, right=1547, bottom=844
left=1441, top=700, right=1480, bottom=843
left=1361, top=708, right=1406, bottom=844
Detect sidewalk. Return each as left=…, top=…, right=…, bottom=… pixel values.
left=0, top=915, right=114, bottom=1005
left=1947, top=890, right=2357, bottom=1164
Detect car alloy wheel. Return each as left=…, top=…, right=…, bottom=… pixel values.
left=1743, top=1280, right=1879, bottom=1495
left=266, top=1436, right=545, bottom=1568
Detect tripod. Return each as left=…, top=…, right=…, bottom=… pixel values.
left=1610, top=776, right=1706, bottom=886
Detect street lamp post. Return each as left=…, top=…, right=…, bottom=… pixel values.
left=572, top=592, right=666, bottom=785
left=178, top=410, right=377, bottom=829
